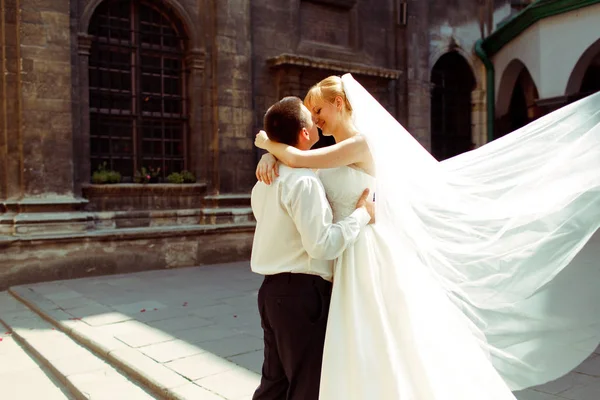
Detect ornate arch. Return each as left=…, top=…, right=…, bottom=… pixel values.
left=74, top=0, right=210, bottom=185
left=80, top=0, right=199, bottom=48
left=430, top=42, right=482, bottom=90
left=496, top=58, right=539, bottom=117
left=565, top=38, right=600, bottom=96
left=495, top=59, right=540, bottom=138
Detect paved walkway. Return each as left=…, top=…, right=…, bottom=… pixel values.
left=0, top=294, right=73, bottom=399
left=1, top=261, right=599, bottom=399
left=9, top=262, right=263, bottom=399
left=0, top=334, right=74, bottom=399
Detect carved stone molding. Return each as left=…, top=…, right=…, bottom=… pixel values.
left=303, top=0, right=357, bottom=9
left=77, top=33, right=93, bottom=56
left=267, top=53, right=401, bottom=80
left=186, top=49, right=207, bottom=71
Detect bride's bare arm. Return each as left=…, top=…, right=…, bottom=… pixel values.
left=255, top=131, right=369, bottom=169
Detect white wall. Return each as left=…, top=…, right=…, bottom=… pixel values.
left=493, top=3, right=600, bottom=105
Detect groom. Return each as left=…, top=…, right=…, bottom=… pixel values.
left=250, top=96, right=374, bottom=400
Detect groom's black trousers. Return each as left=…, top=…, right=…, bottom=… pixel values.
left=253, top=272, right=332, bottom=400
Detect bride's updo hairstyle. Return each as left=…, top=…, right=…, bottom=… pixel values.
left=304, top=76, right=353, bottom=118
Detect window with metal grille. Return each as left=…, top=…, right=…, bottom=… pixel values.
left=88, top=0, right=187, bottom=181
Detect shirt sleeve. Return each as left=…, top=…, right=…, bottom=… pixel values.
left=282, top=175, right=371, bottom=260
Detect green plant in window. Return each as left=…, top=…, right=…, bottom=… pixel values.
left=92, top=162, right=121, bottom=184
left=134, top=166, right=161, bottom=184
left=181, top=170, right=196, bottom=183
left=166, top=172, right=184, bottom=184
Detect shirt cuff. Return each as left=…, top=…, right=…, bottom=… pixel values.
left=350, top=207, right=371, bottom=228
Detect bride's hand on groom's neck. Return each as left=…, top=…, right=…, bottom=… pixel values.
left=256, top=153, right=279, bottom=185
left=355, top=188, right=375, bottom=224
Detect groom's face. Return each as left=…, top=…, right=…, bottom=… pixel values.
left=300, top=104, right=320, bottom=149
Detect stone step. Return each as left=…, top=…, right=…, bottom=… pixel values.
left=9, top=284, right=259, bottom=400
left=0, top=296, right=74, bottom=399
left=91, top=208, right=255, bottom=229
left=0, top=222, right=255, bottom=291
left=0, top=291, right=156, bottom=400
left=201, top=207, right=254, bottom=225
left=203, top=194, right=251, bottom=208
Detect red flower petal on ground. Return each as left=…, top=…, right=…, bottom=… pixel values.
left=233, top=315, right=237, bottom=318
left=153, top=308, right=158, bottom=311
left=140, top=309, right=146, bottom=313
left=182, top=302, right=188, bottom=307
left=0, top=338, right=3, bottom=342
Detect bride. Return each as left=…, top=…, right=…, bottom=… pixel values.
left=254, top=74, right=600, bottom=399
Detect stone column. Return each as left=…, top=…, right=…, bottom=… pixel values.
left=471, top=87, right=487, bottom=148
left=185, top=49, right=209, bottom=184
left=1, top=1, right=90, bottom=236
left=74, top=33, right=92, bottom=194
left=214, top=0, right=254, bottom=193
left=0, top=0, right=24, bottom=202
left=18, top=0, right=76, bottom=199
left=406, top=0, right=431, bottom=150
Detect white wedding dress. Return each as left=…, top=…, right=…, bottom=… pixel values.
left=318, top=166, right=517, bottom=400
left=311, top=75, right=600, bottom=399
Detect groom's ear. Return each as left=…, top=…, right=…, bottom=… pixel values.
left=298, top=127, right=310, bottom=142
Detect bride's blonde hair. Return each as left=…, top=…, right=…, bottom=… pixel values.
left=304, top=76, right=353, bottom=116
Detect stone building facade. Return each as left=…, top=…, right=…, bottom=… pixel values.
left=0, top=0, right=537, bottom=288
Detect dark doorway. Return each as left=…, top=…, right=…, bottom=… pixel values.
left=504, top=68, right=540, bottom=137
left=580, top=54, right=600, bottom=96
left=430, top=52, right=476, bottom=161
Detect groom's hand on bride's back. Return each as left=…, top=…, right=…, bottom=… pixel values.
left=355, top=188, right=375, bottom=224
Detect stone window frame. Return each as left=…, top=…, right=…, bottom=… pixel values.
left=75, top=0, right=207, bottom=186
left=89, top=1, right=190, bottom=181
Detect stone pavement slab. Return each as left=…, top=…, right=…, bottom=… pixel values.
left=5, top=262, right=600, bottom=400
left=0, top=329, right=72, bottom=400
left=10, top=262, right=263, bottom=399
left=0, top=291, right=155, bottom=400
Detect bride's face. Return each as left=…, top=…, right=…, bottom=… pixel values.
left=309, top=97, right=341, bottom=137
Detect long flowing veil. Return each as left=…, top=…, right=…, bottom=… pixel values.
left=341, top=73, right=600, bottom=389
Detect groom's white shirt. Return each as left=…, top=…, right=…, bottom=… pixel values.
left=251, top=164, right=370, bottom=282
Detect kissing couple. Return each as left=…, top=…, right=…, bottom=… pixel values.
left=250, top=74, right=600, bottom=399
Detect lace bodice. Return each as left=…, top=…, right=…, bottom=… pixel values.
left=318, top=166, right=376, bottom=223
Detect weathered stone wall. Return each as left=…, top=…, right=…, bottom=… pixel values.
left=250, top=0, right=401, bottom=148
left=0, top=228, right=253, bottom=290
left=405, top=0, right=431, bottom=148
left=0, top=0, right=19, bottom=201
left=425, top=0, right=513, bottom=149
left=20, top=0, right=74, bottom=197
left=213, top=0, right=254, bottom=193
left=0, top=0, right=74, bottom=201
left=3, top=0, right=510, bottom=200
left=1, top=0, right=510, bottom=288
left=2, top=0, right=408, bottom=199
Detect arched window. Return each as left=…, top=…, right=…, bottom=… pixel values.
left=88, top=0, right=187, bottom=181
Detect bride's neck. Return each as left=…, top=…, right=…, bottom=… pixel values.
left=332, top=119, right=359, bottom=143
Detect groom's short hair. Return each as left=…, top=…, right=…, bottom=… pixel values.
left=263, top=96, right=310, bottom=147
